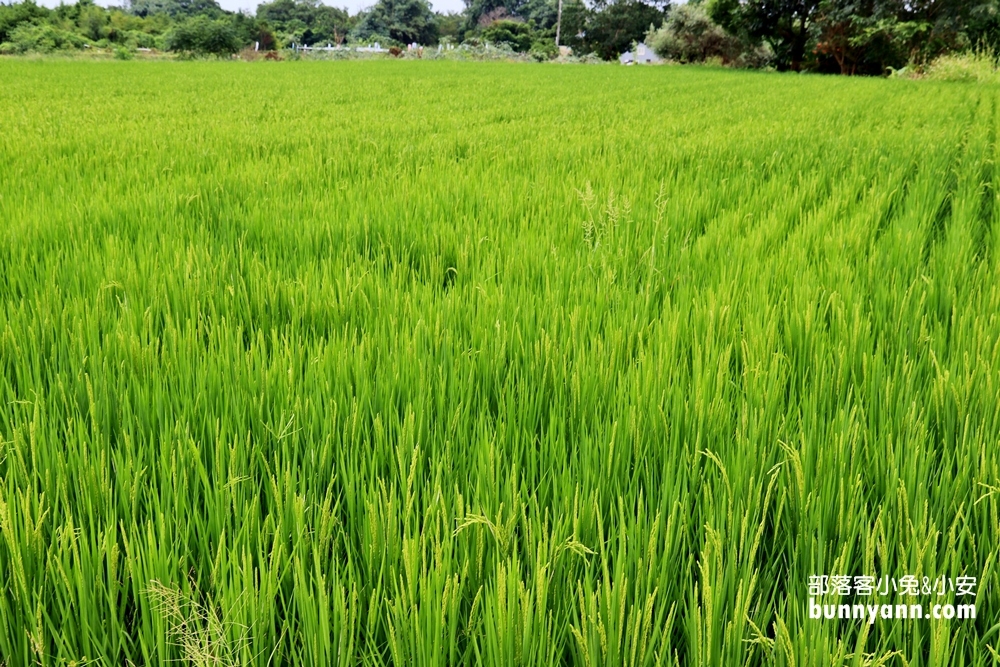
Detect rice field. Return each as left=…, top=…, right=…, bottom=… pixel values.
left=1, top=59, right=998, bottom=666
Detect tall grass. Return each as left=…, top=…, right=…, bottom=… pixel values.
left=0, top=60, right=998, bottom=665
left=925, top=52, right=1000, bottom=83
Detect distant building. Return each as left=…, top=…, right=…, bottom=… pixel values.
left=619, top=43, right=662, bottom=65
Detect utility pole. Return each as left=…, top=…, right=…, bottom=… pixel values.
left=555, top=0, right=563, bottom=47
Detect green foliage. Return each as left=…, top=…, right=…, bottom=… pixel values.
left=256, top=0, right=351, bottom=46
left=740, top=0, right=819, bottom=70
left=580, top=0, right=664, bottom=59
left=164, top=14, right=241, bottom=53
left=0, top=0, right=998, bottom=65
left=4, top=22, right=85, bottom=52
left=967, top=1, right=1000, bottom=51
left=650, top=3, right=773, bottom=66
left=462, top=0, right=554, bottom=34
left=128, top=0, right=226, bottom=19
left=811, top=7, right=930, bottom=75
left=705, top=0, right=1000, bottom=72
left=353, top=0, right=437, bottom=45
left=119, top=27, right=161, bottom=47
left=553, top=0, right=588, bottom=49
left=0, top=0, right=49, bottom=43
left=481, top=18, right=532, bottom=50
left=924, top=50, right=1000, bottom=81
left=2, top=60, right=1000, bottom=666
left=705, top=0, right=741, bottom=36
left=0, top=0, right=237, bottom=54
left=529, top=35, right=557, bottom=58
left=76, top=0, right=111, bottom=40
left=436, top=10, right=463, bottom=42
left=647, top=3, right=738, bottom=62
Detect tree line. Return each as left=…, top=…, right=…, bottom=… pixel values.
left=1, top=0, right=997, bottom=71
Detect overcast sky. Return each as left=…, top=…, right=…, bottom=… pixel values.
left=34, top=0, right=467, bottom=17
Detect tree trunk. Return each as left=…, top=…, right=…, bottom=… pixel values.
left=790, top=13, right=808, bottom=72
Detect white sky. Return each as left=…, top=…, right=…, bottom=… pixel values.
left=34, top=0, right=467, bottom=17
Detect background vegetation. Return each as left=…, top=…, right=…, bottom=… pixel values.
left=2, top=0, right=1000, bottom=70
left=1, top=59, right=999, bottom=666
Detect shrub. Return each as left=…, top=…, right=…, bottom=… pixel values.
left=480, top=19, right=532, bottom=52
left=647, top=3, right=739, bottom=63
left=165, top=15, right=242, bottom=55
left=529, top=37, right=557, bottom=61
left=924, top=51, right=999, bottom=82
left=732, top=42, right=773, bottom=68
left=122, top=29, right=159, bottom=49
left=0, top=0, right=51, bottom=44
left=352, top=0, right=437, bottom=47
left=5, top=23, right=85, bottom=53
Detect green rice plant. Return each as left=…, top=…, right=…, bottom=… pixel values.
left=0, top=60, right=999, bottom=666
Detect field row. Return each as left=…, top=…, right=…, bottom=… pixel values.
left=1, top=61, right=999, bottom=665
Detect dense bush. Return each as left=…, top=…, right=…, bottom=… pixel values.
left=481, top=18, right=532, bottom=51
left=256, top=0, right=351, bottom=46
left=923, top=51, right=1000, bottom=82
left=164, top=15, right=241, bottom=53
left=0, top=0, right=49, bottom=43
left=120, top=28, right=161, bottom=48
left=647, top=4, right=737, bottom=63
left=529, top=36, right=557, bottom=59
left=4, top=23, right=86, bottom=52
left=352, top=0, right=437, bottom=46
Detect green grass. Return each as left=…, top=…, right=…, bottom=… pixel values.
left=0, top=59, right=998, bottom=666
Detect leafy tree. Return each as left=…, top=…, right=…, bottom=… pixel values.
left=964, top=1, right=1000, bottom=49
left=78, top=1, right=111, bottom=40
left=256, top=0, right=351, bottom=45
left=165, top=14, right=242, bottom=52
left=744, top=0, right=819, bottom=70
left=311, top=3, right=351, bottom=43
left=126, top=0, right=169, bottom=16
left=481, top=18, right=533, bottom=49
left=901, top=0, right=989, bottom=60
left=462, top=0, right=554, bottom=33
left=707, top=0, right=817, bottom=69
left=529, top=35, right=556, bottom=56
left=128, top=0, right=225, bottom=19
left=227, top=10, right=273, bottom=48
left=435, top=11, right=464, bottom=41
left=648, top=2, right=738, bottom=61
left=554, top=0, right=588, bottom=50
left=810, top=0, right=928, bottom=74
left=705, top=0, right=741, bottom=36
left=0, top=0, right=49, bottom=43
left=581, top=0, right=664, bottom=59
left=521, top=0, right=557, bottom=28
left=3, top=22, right=84, bottom=52
left=353, top=0, right=437, bottom=44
